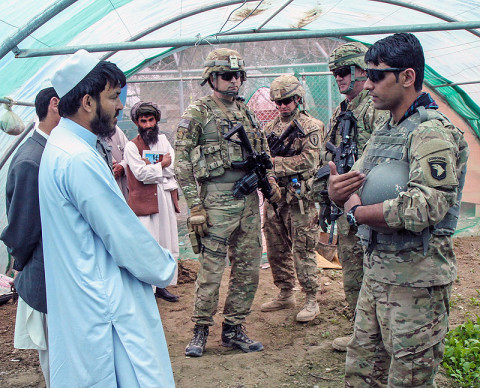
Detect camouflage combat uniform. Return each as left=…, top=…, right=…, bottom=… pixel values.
left=174, top=94, right=272, bottom=326
left=320, top=89, right=388, bottom=312
left=345, top=95, right=469, bottom=387
left=263, top=110, right=323, bottom=296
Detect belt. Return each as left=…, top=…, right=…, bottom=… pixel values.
left=205, top=182, right=236, bottom=192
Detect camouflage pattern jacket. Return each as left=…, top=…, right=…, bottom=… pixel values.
left=264, top=110, right=323, bottom=192
left=355, top=107, right=469, bottom=287
left=174, top=94, right=272, bottom=209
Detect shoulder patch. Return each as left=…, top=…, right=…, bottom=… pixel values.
left=428, top=158, right=447, bottom=180
left=309, top=133, right=320, bottom=147
left=178, top=118, right=191, bottom=129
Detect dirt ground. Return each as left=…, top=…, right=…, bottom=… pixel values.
left=1, top=236, right=479, bottom=388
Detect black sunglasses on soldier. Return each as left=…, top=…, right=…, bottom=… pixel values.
left=275, top=96, right=295, bottom=106
left=218, top=71, right=245, bottom=81
left=332, top=67, right=351, bottom=78
left=366, top=67, right=407, bottom=83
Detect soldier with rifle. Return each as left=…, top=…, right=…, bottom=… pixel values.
left=261, top=74, right=324, bottom=323
left=174, top=48, right=281, bottom=358
left=316, top=42, right=388, bottom=351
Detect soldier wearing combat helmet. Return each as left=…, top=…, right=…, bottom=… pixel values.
left=317, top=42, right=388, bottom=351
left=174, top=48, right=281, bottom=357
left=261, top=74, right=324, bottom=323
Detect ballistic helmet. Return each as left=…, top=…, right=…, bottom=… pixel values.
left=269, top=74, right=305, bottom=101
left=361, top=160, right=409, bottom=233
left=201, top=48, right=246, bottom=86
left=328, top=42, right=368, bottom=71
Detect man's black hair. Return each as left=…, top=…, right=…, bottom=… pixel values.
left=365, top=33, right=425, bottom=92
left=35, top=87, right=59, bottom=121
left=58, top=61, right=126, bottom=117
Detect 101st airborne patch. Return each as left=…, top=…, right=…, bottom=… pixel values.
left=428, top=156, right=447, bottom=180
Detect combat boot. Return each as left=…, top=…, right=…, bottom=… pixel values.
left=221, top=323, right=264, bottom=353
left=296, top=292, right=320, bottom=322
left=260, top=288, right=296, bottom=312
left=332, top=334, right=353, bottom=352
left=185, top=324, right=209, bottom=357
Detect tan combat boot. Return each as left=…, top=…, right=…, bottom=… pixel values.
left=295, top=292, right=320, bottom=322
left=261, top=289, right=296, bottom=312
left=332, top=334, right=353, bottom=352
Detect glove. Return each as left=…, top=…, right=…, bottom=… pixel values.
left=189, top=204, right=208, bottom=237
left=268, top=177, right=282, bottom=203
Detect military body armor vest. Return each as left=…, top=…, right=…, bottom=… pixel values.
left=357, top=106, right=466, bottom=253
left=190, top=95, right=264, bottom=183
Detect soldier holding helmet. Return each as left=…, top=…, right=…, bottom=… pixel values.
left=261, top=74, right=324, bottom=322
left=174, top=48, right=281, bottom=357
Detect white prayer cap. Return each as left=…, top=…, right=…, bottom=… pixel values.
left=52, top=49, right=99, bottom=98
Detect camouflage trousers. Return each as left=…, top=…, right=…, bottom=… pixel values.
left=193, top=185, right=262, bottom=326
left=263, top=196, right=319, bottom=294
left=345, top=277, right=452, bottom=387
left=337, top=223, right=364, bottom=312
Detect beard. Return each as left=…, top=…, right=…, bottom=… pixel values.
left=139, top=123, right=159, bottom=146
left=91, top=104, right=117, bottom=141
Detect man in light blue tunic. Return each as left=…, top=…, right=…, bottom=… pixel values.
left=39, top=50, right=177, bottom=387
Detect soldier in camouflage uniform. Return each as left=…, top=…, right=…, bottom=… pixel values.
left=260, top=75, right=324, bottom=322
left=174, top=48, right=281, bottom=357
left=320, top=42, right=388, bottom=351
left=328, top=33, right=469, bottom=387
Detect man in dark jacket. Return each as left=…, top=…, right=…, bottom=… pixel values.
left=1, top=85, right=60, bottom=387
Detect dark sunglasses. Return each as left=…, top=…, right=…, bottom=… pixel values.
left=366, top=68, right=406, bottom=83
left=275, top=96, right=295, bottom=106
left=218, top=71, right=245, bottom=81
left=332, top=67, right=351, bottom=78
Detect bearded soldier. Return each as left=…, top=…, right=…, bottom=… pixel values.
left=174, top=48, right=281, bottom=357
left=319, top=42, right=388, bottom=351
left=260, top=75, right=324, bottom=322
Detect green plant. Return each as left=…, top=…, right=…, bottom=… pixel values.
left=443, top=316, right=480, bottom=387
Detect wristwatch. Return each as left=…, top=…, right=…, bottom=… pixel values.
left=346, top=205, right=361, bottom=227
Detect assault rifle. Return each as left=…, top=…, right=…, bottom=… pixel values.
left=224, top=123, right=276, bottom=206
left=316, top=110, right=359, bottom=244
left=267, top=118, right=305, bottom=157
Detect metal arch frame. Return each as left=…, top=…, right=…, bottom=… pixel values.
left=371, top=0, right=480, bottom=39
left=0, top=0, right=78, bottom=61
left=100, top=0, right=261, bottom=60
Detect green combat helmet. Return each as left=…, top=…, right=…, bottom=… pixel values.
left=269, top=74, right=305, bottom=102
left=329, top=42, right=368, bottom=94
left=201, top=48, right=246, bottom=96
left=360, top=159, right=409, bottom=233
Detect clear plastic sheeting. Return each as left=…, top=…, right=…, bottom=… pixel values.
left=1, top=0, right=480, bottom=271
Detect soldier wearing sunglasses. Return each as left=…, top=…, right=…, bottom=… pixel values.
left=260, top=75, right=324, bottom=322
left=319, top=42, right=388, bottom=352
left=328, top=33, right=469, bottom=387
left=175, top=48, right=281, bottom=358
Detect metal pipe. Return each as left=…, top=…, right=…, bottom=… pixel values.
left=0, top=98, right=35, bottom=107
left=0, top=121, right=35, bottom=171
left=431, top=80, right=480, bottom=88
left=101, top=0, right=259, bottom=60
left=134, top=62, right=329, bottom=76
left=17, top=21, right=480, bottom=58
left=127, top=72, right=333, bottom=83
left=0, top=0, right=77, bottom=61
left=255, top=0, right=294, bottom=31
left=371, top=0, right=480, bottom=39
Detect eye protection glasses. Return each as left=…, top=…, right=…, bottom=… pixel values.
left=218, top=71, right=245, bottom=82
left=366, top=68, right=407, bottom=83
left=274, top=96, right=295, bottom=106
left=332, top=67, right=351, bottom=78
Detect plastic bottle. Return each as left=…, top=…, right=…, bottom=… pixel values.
left=291, top=178, right=301, bottom=195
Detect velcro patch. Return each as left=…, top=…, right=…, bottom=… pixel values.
left=428, top=158, right=447, bottom=180
left=178, top=118, right=191, bottom=128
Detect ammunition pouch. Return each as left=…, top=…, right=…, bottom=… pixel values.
left=187, top=218, right=202, bottom=254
